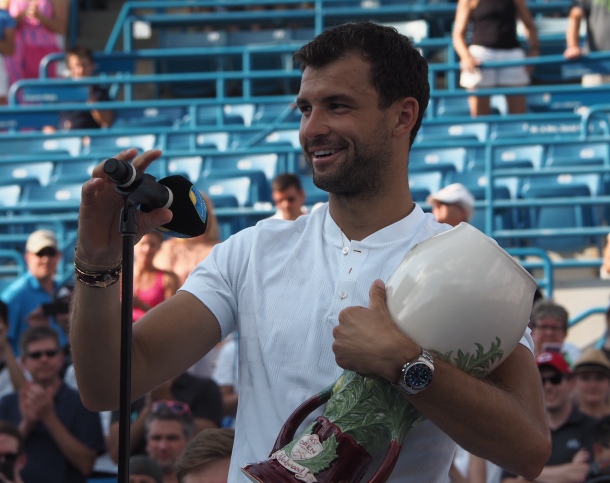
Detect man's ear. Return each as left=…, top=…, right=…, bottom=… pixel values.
left=392, top=97, right=419, bottom=140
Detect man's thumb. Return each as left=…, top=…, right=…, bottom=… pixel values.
left=368, top=279, right=388, bottom=314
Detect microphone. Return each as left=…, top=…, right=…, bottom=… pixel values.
left=103, top=158, right=208, bottom=238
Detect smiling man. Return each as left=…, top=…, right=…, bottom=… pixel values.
left=71, top=22, right=550, bottom=483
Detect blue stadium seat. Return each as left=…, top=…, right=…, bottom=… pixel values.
left=264, top=130, right=300, bottom=150
left=21, top=183, right=82, bottom=207
left=417, top=122, right=488, bottom=143
left=52, top=160, right=97, bottom=184
left=491, top=120, right=582, bottom=139
left=0, top=162, right=53, bottom=187
left=85, top=135, right=157, bottom=154
left=546, top=142, right=610, bottom=167
left=158, top=31, right=228, bottom=98
left=205, top=154, right=281, bottom=181
left=528, top=90, right=610, bottom=113
left=410, top=147, right=467, bottom=172
left=0, top=185, right=20, bottom=207
left=252, top=104, right=302, bottom=125
left=0, top=137, right=81, bottom=157
left=300, top=175, right=329, bottom=205
left=408, top=172, right=442, bottom=202
left=492, top=145, right=544, bottom=170
left=113, top=107, right=188, bottom=128
left=165, top=132, right=229, bottom=152
left=294, top=28, right=315, bottom=41
left=18, top=85, right=91, bottom=105
left=223, top=104, right=256, bottom=127
left=436, top=97, right=470, bottom=118
left=196, top=176, right=254, bottom=207
left=521, top=178, right=598, bottom=252
left=197, top=106, right=246, bottom=126
left=167, top=157, right=204, bottom=183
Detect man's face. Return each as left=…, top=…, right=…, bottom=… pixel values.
left=146, top=419, right=188, bottom=472
left=297, top=55, right=394, bottom=198
left=67, top=55, right=95, bottom=78
left=129, top=476, right=158, bottom=483
left=183, top=457, right=231, bottom=483
left=21, top=338, right=63, bottom=384
left=575, top=371, right=610, bottom=406
left=531, top=317, right=566, bottom=354
left=431, top=202, right=467, bottom=227
left=272, top=186, right=305, bottom=221
left=540, top=367, right=573, bottom=412
left=0, top=433, right=25, bottom=480
left=24, top=246, right=60, bottom=282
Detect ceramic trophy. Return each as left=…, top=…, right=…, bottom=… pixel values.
left=242, top=223, right=537, bottom=483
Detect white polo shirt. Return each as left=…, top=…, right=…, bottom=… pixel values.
left=181, top=203, right=533, bottom=483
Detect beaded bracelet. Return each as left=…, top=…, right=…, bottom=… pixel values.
left=73, top=247, right=122, bottom=288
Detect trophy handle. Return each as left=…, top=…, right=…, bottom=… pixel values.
left=270, top=384, right=334, bottom=455
left=366, top=439, right=402, bottom=483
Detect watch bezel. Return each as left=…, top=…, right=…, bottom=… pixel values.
left=396, top=349, right=435, bottom=395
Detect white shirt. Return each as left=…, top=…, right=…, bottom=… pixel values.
left=213, top=335, right=238, bottom=388
left=181, top=203, right=533, bottom=483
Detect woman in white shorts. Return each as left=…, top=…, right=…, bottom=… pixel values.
left=452, top=0, right=539, bottom=117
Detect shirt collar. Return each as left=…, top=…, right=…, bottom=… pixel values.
left=26, top=272, right=42, bottom=291
left=323, top=202, right=428, bottom=249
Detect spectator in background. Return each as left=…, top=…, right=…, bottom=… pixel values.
left=573, top=349, right=610, bottom=420
left=154, top=192, right=221, bottom=287
left=107, top=374, right=222, bottom=464
left=564, top=0, right=610, bottom=87
left=0, top=421, right=27, bottom=483
left=426, top=183, right=475, bottom=227
left=0, top=1, right=15, bottom=105
left=174, top=428, right=234, bottom=483
left=0, top=302, right=26, bottom=399
left=452, top=0, right=539, bottom=116
left=269, top=173, right=307, bottom=221
left=0, top=229, right=68, bottom=355
left=212, top=334, right=238, bottom=426
left=0, top=327, right=105, bottom=483
left=146, top=403, right=194, bottom=483
left=501, top=352, right=597, bottom=483
left=5, top=0, right=65, bottom=85
left=585, top=416, right=610, bottom=482
left=43, top=45, right=115, bottom=133
left=531, top=299, right=581, bottom=366
left=130, top=455, right=163, bottom=483
left=133, top=231, right=180, bottom=323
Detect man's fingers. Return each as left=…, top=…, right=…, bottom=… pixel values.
left=90, top=149, right=138, bottom=180
left=132, top=149, right=163, bottom=172
left=368, top=279, right=388, bottom=315
left=137, top=208, right=173, bottom=237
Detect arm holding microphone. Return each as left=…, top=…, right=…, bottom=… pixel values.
left=70, top=149, right=222, bottom=412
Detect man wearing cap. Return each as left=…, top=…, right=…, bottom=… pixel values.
left=501, top=352, right=598, bottom=483
left=426, top=183, right=475, bottom=227
left=573, top=349, right=610, bottom=420
left=0, top=230, right=67, bottom=355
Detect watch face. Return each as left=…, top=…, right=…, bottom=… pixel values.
left=405, top=363, right=432, bottom=389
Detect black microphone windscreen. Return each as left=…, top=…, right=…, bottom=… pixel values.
left=153, top=176, right=208, bottom=238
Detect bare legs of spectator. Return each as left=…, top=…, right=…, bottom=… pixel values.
left=468, top=95, right=490, bottom=117
left=506, top=95, right=527, bottom=114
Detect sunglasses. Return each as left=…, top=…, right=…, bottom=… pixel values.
left=541, top=374, right=564, bottom=386
left=151, top=400, right=191, bottom=416
left=0, top=453, right=18, bottom=463
left=533, top=325, right=565, bottom=333
left=35, top=247, right=58, bottom=258
left=27, top=349, right=60, bottom=360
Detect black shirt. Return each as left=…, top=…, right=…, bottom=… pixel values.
left=470, top=0, right=520, bottom=50
left=110, top=373, right=223, bottom=456
left=501, top=406, right=598, bottom=480
left=58, top=86, right=110, bottom=130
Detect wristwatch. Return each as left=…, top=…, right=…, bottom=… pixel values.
left=395, top=349, right=434, bottom=395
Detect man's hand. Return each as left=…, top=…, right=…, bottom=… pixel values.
left=21, top=383, right=54, bottom=424
left=460, top=55, right=480, bottom=74
left=19, top=383, right=39, bottom=424
left=76, top=149, right=172, bottom=268
left=564, top=46, right=583, bottom=59
left=333, top=280, right=420, bottom=383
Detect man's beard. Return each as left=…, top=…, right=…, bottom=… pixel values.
left=305, top=121, right=392, bottom=199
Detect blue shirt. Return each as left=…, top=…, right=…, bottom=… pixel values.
left=0, top=272, right=67, bottom=355
left=0, top=383, right=105, bottom=483
left=0, top=10, right=15, bottom=41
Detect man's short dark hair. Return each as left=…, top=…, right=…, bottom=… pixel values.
left=593, top=415, right=610, bottom=447
left=0, top=300, right=7, bottom=327
left=294, top=21, right=429, bottom=147
left=531, top=299, right=569, bottom=332
left=0, top=420, right=25, bottom=454
left=146, top=406, right=195, bottom=440
left=66, top=45, right=94, bottom=64
left=271, top=173, right=302, bottom=193
left=175, top=428, right=234, bottom=482
left=19, top=326, right=60, bottom=356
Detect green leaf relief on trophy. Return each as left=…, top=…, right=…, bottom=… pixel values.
left=430, top=337, right=504, bottom=380
left=295, top=435, right=340, bottom=475
left=283, top=422, right=316, bottom=460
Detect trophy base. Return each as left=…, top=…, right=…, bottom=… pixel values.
left=242, top=416, right=372, bottom=483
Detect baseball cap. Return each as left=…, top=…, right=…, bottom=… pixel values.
left=25, top=230, right=58, bottom=255
left=129, top=456, right=163, bottom=483
left=573, top=348, right=610, bottom=377
left=536, top=351, right=571, bottom=375
left=426, top=183, right=475, bottom=222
